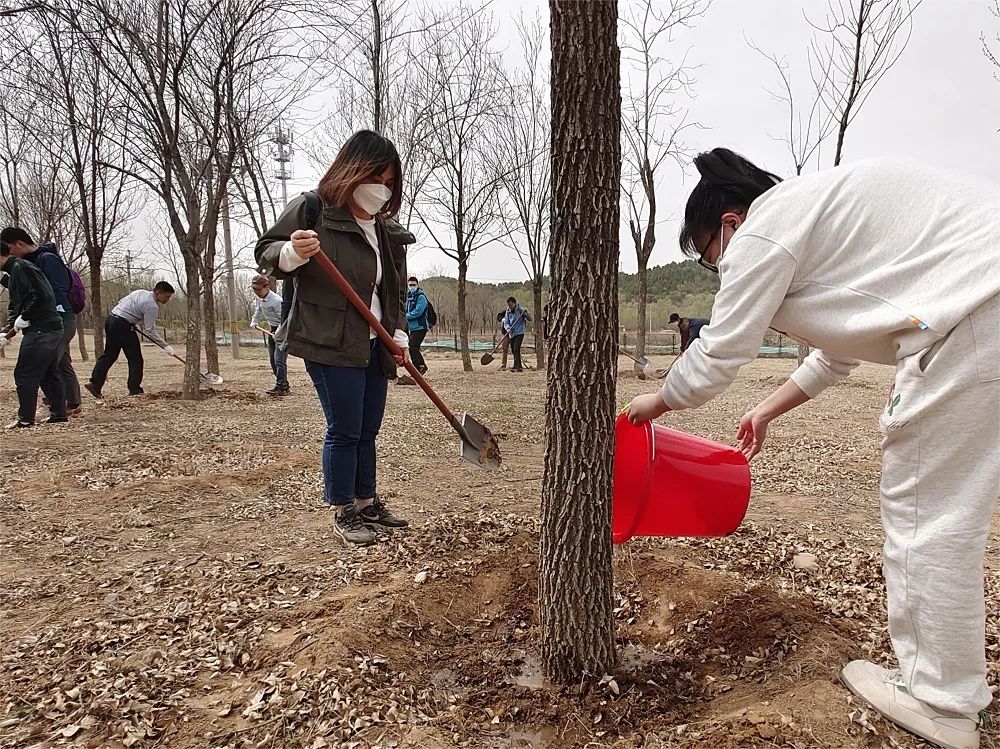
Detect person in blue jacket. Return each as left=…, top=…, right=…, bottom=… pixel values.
left=405, top=276, right=429, bottom=375
left=503, top=297, right=531, bottom=373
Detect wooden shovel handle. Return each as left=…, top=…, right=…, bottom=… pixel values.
left=311, top=251, right=463, bottom=432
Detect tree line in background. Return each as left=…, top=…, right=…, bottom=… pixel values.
left=1, top=0, right=994, bottom=396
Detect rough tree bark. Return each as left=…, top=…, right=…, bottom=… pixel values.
left=456, top=258, right=472, bottom=371
left=637, top=265, right=648, bottom=354
left=540, top=0, right=620, bottom=683
left=532, top=283, right=544, bottom=368
left=88, top=264, right=104, bottom=357
left=76, top=308, right=89, bottom=361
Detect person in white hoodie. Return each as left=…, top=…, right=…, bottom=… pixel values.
left=628, top=148, right=999, bottom=749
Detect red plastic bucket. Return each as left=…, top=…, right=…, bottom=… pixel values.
left=612, top=413, right=751, bottom=544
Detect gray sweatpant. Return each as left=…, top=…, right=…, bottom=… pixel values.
left=879, top=292, right=999, bottom=715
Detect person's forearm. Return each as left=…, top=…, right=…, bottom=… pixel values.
left=756, top=378, right=811, bottom=421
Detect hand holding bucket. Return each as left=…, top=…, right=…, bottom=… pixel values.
left=612, top=412, right=751, bottom=543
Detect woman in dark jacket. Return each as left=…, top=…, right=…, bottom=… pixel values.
left=255, top=130, right=414, bottom=546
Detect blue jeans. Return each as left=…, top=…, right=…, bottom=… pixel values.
left=305, top=342, right=388, bottom=506
left=266, top=336, right=289, bottom=390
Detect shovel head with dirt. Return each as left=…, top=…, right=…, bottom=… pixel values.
left=312, top=251, right=500, bottom=470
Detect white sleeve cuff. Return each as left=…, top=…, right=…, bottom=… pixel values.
left=789, top=348, right=861, bottom=399
left=393, top=328, right=409, bottom=349
left=278, top=241, right=309, bottom=273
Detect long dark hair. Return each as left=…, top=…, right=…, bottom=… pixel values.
left=679, top=148, right=782, bottom=259
left=317, top=130, right=404, bottom=216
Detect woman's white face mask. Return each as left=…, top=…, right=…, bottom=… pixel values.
left=353, top=183, right=392, bottom=215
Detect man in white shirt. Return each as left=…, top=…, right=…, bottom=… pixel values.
left=85, top=281, right=174, bottom=399
left=250, top=275, right=289, bottom=395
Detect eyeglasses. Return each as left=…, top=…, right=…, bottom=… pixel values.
left=698, top=226, right=720, bottom=273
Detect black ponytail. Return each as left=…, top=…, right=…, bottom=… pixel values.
left=679, top=148, right=782, bottom=259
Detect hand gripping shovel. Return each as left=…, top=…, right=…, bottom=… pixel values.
left=619, top=346, right=653, bottom=380
left=136, top=328, right=224, bottom=385
left=312, top=252, right=501, bottom=470
left=480, top=309, right=527, bottom=366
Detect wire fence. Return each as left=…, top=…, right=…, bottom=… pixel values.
left=71, top=325, right=802, bottom=359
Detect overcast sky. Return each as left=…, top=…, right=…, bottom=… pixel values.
left=139, top=0, right=1000, bottom=286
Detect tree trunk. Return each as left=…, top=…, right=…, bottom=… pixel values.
left=540, top=0, right=619, bottom=684
left=183, top=258, right=202, bottom=399
left=202, top=280, right=219, bottom=376
left=457, top=258, right=472, bottom=371
left=88, top=261, right=104, bottom=357
left=636, top=260, right=648, bottom=357
left=76, top=308, right=89, bottom=361
left=532, top=279, right=545, bottom=370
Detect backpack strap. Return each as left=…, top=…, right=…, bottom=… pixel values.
left=302, top=190, right=321, bottom=230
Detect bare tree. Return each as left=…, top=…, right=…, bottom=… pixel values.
left=306, top=0, right=445, bottom=233
left=493, top=12, right=550, bottom=369
left=749, top=42, right=838, bottom=177
left=808, top=0, right=922, bottom=166
left=540, top=0, right=620, bottom=683
left=416, top=10, right=510, bottom=371
left=747, top=40, right=837, bottom=365
left=985, top=2, right=1000, bottom=91
left=620, top=0, right=708, bottom=357
left=64, top=0, right=299, bottom=396
left=22, top=10, right=138, bottom=357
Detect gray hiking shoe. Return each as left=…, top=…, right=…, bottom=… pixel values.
left=358, top=496, right=409, bottom=529
left=334, top=504, right=376, bottom=546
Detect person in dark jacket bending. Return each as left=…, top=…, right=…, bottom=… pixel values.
left=0, top=238, right=66, bottom=428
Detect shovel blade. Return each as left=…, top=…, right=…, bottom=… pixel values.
left=480, top=352, right=495, bottom=366
left=459, top=412, right=501, bottom=470
left=632, top=356, right=651, bottom=373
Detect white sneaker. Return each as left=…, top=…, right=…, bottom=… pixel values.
left=840, top=660, right=981, bottom=749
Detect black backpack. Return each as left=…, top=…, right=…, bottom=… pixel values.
left=424, top=297, right=437, bottom=328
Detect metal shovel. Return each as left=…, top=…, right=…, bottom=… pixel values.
left=619, top=346, right=653, bottom=380
left=312, top=252, right=500, bottom=470
left=480, top=332, right=509, bottom=366
left=137, top=328, right=224, bottom=384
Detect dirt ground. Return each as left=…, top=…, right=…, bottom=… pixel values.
left=1, top=344, right=997, bottom=749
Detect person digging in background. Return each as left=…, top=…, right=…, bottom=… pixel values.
left=255, top=129, right=413, bottom=547
left=0, top=238, right=66, bottom=428
left=85, top=282, right=175, bottom=400
left=668, top=312, right=710, bottom=353
left=496, top=310, right=510, bottom=370
left=503, top=297, right=530, bottom=373
left=628, top=148, right=999, bottom=749
left=405, top=276, right=429, bottom=375
left=250, top=275, right=289, bottom=396
left=0, top=228, right=82, bottom=416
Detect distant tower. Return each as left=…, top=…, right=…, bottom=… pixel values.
left=272, top=123, right=294, bottom=208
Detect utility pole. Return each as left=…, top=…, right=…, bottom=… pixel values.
left=272, top=122, right=295, bottom=321
left=272, top=123, right=294, bottom=209
left=222, top=189, right=240, bottom=359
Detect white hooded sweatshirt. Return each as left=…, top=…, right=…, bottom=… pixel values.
left=661, top=159, right=1000, bottom=410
